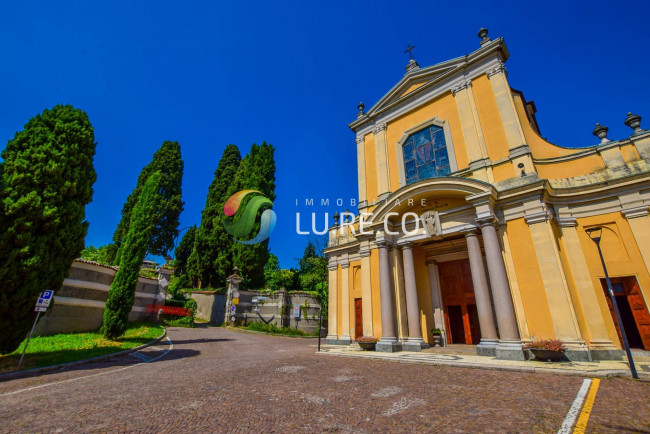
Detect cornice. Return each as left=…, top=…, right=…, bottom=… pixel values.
left=622, top=205, right=649, bottom=219
left=486, top=61, right=507, bottom=77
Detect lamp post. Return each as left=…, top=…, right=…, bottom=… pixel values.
left=586, top=227, right=639, bottom=379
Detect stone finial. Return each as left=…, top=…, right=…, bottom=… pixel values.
left=333, top=211, right=340, bottom=226
left=232, top=266, right=240, bottom=276
left=405, top=58, right=420, bottom=73
left=357, top=102, right=365, bottom=118
left=593, top=123, right=609, bottom=143
left=624, top=112, right=643, bottom=134
left=478, top=28, right=491, bottom=46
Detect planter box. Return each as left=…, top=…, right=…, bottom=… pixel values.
left=530, top=348, right=565, bottom=362
left=358, top=341, right=376, bottom=351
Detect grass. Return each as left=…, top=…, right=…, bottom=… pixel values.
left=240, top=321, right=318, bottom=337
left=0, top=322, right=164, bottom=374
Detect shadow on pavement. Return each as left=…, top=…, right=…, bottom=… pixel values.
left=170, top=338, right=235, bottom=345
left=0, top=348, right=200, bottom=383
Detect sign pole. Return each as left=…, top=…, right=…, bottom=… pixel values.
left=17, top=311, right=41, bottom=369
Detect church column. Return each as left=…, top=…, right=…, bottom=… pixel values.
left=426, top=260, right=447, bottom=345
left=356, top=135, right=368, bottom=208
left=556, top=217, right=616, bottom=354
left=339, top=260, right=352, bottom=344
left=376, top=239, right=401, bottom=352
left=373, top=123, right=391, bottom=200
left=359, top=245, right=373, bottom=336
left=464, top=229, right=499, bottom=355
left=478, top=217, right=524, bottom=360
left=623, top=206, right=650, bottom=276
left=325, top=259, right=339, bottom=344
left=486, top=61, right=535, bottom=176
left=400, top=241, right=428, bottom=351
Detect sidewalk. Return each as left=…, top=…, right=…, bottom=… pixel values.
left=318, top=344, right=650, bottom=379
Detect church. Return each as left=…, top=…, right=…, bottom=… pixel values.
left=324, top=29, right=650, bottom=361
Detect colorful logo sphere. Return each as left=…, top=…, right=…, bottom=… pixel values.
left=223, top=190, right=276, bottom=245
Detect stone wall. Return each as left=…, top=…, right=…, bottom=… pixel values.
left=230, top=290, right=323, bottom=335
left=33, top=259, right=166, bottom=336
left=193, top=291, right=226, bottom=324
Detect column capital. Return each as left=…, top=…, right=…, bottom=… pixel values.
left=355, top=135, right=364, bottom=144
left=556, top=216, right=577, bottom=228
left=328, top=262, right=338, bottom=271
left=396, top=239, right=413, bottom=249
left=524, top=210, right=551, bottom=225
left=425, top=259, right=438, bottom=266
left=622, top=206, right=649, bottom=219
left=461, top=227, right=480, bottom=238
left=475, top=215, right=498, bottom=228
left=372, top=122, right=387, bottom=134
left=359, top=247, right=371, bottom=258
left=340, top=262, right=350, bottom=269
left=451, top=79, right=472, bottom=95
left=486, top=61, right=507, bottom=78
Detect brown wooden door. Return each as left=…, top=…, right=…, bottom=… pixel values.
left=354, top=298, right=363, bottom=340
left=438, top=259, right=481, bottom=345
left=626, top=279, right=650, bottom=350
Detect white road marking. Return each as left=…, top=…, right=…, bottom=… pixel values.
left=557, top=379, right=592, bottom=434
left=0, top=337, right=174, bottom=398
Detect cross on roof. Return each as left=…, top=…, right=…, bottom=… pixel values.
left=404, top=44, right=416, bottom=60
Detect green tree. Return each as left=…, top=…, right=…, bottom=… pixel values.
left=173, top=225, right=196, bottom=276
left=0, top=105, right=97, bottom=354
left=299, top=241, right=317, bottom=273
left=102, top=172, right=162, bottom=339
left=80, top=244, right=113, bottom=265
left=228, top=142, right=276, bottom=288
left=187, top=145, right=242, bottom=288
left=264, top=253, right=298, bottom=292
left=109, top=141, right=184, bottom=263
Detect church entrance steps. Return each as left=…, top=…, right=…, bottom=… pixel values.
left=318, top=345, right=650, bottom=380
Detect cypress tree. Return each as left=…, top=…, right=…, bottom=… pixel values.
left=109, top=141, right=184, bottom=263
left=299, top=242, right=317, bottom=273
left=102, top=172, right=162, bottom=339
left=173, top=225, right=196, bottom=276
left=228, top=142, right=276, bottom=288
left=0, top=105, right=97, bottom=354
left=187, top=145, right=242, bottom=288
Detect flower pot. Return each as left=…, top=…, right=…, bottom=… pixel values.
left=433, top=335, right=443, bottom=347
left=530, top=348, right=565, bottom=362
left=358, top=341, right=376, bottom=351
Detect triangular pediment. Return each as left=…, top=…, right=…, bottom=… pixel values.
left=365, top=60, right=463, bottom=117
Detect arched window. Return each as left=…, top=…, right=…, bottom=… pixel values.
left=402, top=125, right=451, bottom=184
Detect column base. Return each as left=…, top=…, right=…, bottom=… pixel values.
left=589, top=349, right=625, bottom=361
left=495, top=340, right=526, bottom=361
left=476, top=338, right=499, bottom=357
left=376, top=338, right=403, bottom=353
left=402, top=338, right=429, bottom=352
left=325, top=335, right=352, bottom=345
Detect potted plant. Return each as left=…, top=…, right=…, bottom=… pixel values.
left=431, top=328, right=443, bottom=347
left=357, top=336, right=378, bottom=351
left=524, top=338, right=566, bottom=362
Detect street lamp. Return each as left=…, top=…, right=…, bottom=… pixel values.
left=586, top=227, right=639, bottom=379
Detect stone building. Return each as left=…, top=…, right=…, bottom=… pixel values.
left=324, top=29, right=650, bottom=361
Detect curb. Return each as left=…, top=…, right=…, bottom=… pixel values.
left=0, top=328, right=167, bottom=382
left=316, top=350, right=649, bottom=380
left=227, top=326, right=320, bottom=339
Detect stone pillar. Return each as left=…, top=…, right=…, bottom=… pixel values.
left=339, top=262, right=352, bottom=343
left=464, top=230, right=499, bottom=356
left=376, top=240, right=401, bottom=352
left=356, top=135, right=367, bottom=207
left=623, top=206, right=650, bottom=275
left=156, top=267, right=174, bottom=304
left=325, top=260, right=339, bottom=344
left=426, top=260, right=447, bottom=345
left=400, top=242, right=428, bottom=351
left=359, top=246, right=373, bottom=336
left=478, top=218, right=524, bottom=360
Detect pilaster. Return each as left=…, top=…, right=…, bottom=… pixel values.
left=426, top=260, right=447, bottom=345
left=356, top=135, right=367, bottom=205
left=622, top=206, right=650, bottom=277
left=339, top=260, right=352, bottom=343
left=325, top=260, right=341, bottom=344
left=359, top=244, right=373, bottom=336
left=373, top=123, right=391, bottom=199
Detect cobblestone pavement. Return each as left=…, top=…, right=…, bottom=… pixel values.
left=1, top=326, right=648, bottom=433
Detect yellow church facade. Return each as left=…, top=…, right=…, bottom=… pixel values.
left=324, top=29, right=650, bottom=361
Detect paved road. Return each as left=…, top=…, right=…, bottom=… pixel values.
left=1, top=326, right=648, bottom=432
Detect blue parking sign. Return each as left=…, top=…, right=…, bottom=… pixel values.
left=40, top=290, right=53, bottom=300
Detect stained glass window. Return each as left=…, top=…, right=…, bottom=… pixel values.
left=402, top=125, right=451, bottom=184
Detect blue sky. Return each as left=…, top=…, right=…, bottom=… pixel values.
left=1, top=1, right=649, bottom=269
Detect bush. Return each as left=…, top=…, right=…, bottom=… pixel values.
left=160, top=297, right=197, bottom=328
left=244, top=321, right=316, bottom=337
left=524, top=338, right=566, bottom=352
